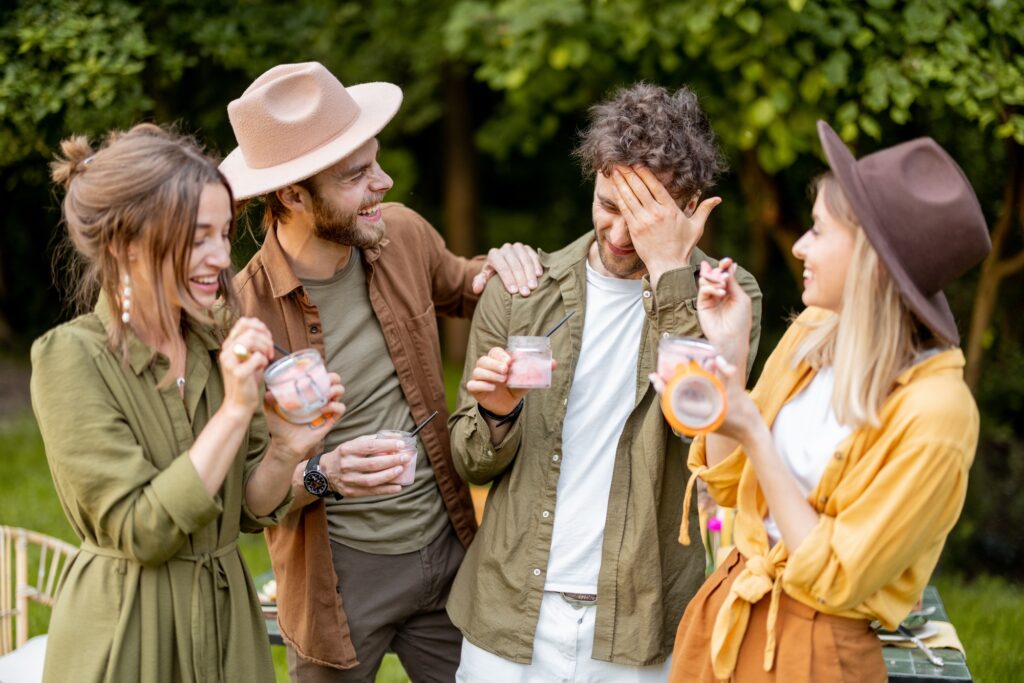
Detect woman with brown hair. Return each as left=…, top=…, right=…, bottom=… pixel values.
left=666, top=121, right=991, bottom=681
left=31, top=124, right=344, bottom=682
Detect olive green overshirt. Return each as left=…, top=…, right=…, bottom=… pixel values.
left=30, top=295, right=291, bottom=683
left=447, top=233, right=762, bottom=666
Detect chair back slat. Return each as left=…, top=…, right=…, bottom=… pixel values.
left=0, top=526, right=76, bottom=654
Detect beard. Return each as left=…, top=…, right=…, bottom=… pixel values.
left=595, top=232, right=645, bottom=278
left=311, top=192, right=385, bottom=249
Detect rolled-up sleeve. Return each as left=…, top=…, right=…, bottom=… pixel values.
left=448, top=278, right=523, bottom=484
left=783, top=436, right=970, bottom=622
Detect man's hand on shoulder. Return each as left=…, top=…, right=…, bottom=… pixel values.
left=472, top=243, right=543, bottom=297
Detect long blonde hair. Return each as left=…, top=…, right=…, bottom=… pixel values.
left=50, top=123, right=238, bottom=384
left=792, top=174, right=929, bottom=428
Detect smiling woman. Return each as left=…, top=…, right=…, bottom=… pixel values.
left=31, top=124, right=344, bottom=683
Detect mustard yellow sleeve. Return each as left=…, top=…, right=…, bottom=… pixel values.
left=783, top=433, right=972, bottom=616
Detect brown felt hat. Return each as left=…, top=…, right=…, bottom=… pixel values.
left=220, top=62, right=402, bottom=200
left=817, top=120, right=991, bottom=346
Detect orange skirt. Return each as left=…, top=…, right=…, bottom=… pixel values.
left=669, top=549, right=886, bottom=683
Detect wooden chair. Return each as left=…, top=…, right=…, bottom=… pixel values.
left=0, top=526, right=76, bottom=655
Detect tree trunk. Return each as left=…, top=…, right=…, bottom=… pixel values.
left=738, top=153, right=803, bottom=284
left=964, top=142, right=1023, bottom=392
left=441, top=64, right=478, bottom=367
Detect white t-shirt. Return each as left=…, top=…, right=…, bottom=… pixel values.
left=763, top=367, right=851, bottom=545
left=544, top=261, right=645, bottom=593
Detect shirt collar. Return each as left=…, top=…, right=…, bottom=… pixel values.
left=894, top=346, right=965, bottom=386
left=261, top=223, right=391, bottom=291
left=94, top=291, right=223, bottom=376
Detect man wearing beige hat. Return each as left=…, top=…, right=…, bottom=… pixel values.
left=220, top=62, right=542, bottom=682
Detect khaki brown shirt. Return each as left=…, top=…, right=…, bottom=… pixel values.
left=234, top=203, right=480, bottom=669
left=446, top=233, right=763, bottom=666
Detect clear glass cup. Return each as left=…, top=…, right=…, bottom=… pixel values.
left=375, top=430, right=417, bottom=486
left=657, top=336, right=716, bottom=381
left=264, top=349, right=331, bottom=424
left=657, top=336, right=726, bottom=436
left=506, top=335, right=553, bottom=389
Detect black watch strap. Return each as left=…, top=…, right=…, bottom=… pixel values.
left=477, top=399, right=524, bottom=427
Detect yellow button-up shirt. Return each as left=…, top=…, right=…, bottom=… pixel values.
left=684, top=307, right=978, bottom=679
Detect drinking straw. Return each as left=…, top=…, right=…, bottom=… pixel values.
left=544, top=310, right=576, bottom=337
left=273, top=343, right=290, bottom=357
left=410, top=410, right=439, bottom=437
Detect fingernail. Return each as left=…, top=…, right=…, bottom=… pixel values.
left=520, top=286, right=530, bottom=295
left=394, top=467, right=404, bottom=474
left=401, top=454, right=411, bottom=463
left=508, top=286, right=517, bottom=293
left=528, top=279, right=537, bottom=288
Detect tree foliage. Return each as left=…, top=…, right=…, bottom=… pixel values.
left=1, top=0, right=1023, bottom=576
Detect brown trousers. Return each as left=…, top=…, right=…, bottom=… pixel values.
left=286, top=524, right=464, bottom=683
left=670, top=549, right=886, bottom=683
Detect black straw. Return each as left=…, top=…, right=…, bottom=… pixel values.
left=410, top=410, right=439, bottom=437
left=544, top=310, right=576, bottom=337
left=273, top=343, right=290, bottom=357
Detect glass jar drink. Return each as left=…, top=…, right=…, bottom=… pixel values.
left=506, top=336, right=552, bottom=389
left=375, top=430, right=418, bottom=486
left=264, top=349, right=331, bottom=424
left=657, top=336, right=726, bottom=437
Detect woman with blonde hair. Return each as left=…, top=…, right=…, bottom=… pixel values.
left=667, top=121, right=991, bottom=681
left=31, top=123, right=344, bottom=682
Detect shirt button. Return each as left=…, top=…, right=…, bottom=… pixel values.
left=533, top=568, right=541, bottom=576
left=817, top=597, right=826, bottom=605
left=642, top=291, right=652, bottom=299
left=819, top=496, right=828, bottom=505
left=310, top=325, right=319, bottom=334
left=833, top=452, right=843, bottom=460
left=542, top=511, right=550, bottom=518
left=562, top=398, right=568, bottom=407
left=552, top=454, right=559, bottom=462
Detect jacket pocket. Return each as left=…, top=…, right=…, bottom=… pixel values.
left=404, top=302, right=445, bottom=401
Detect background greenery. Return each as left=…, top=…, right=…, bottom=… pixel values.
left=1, top=0, right=1023, bottom=678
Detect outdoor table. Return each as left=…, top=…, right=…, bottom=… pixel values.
left=260, top=578, right=971, bottom=680
left=885, top=586, right=971, bottom=682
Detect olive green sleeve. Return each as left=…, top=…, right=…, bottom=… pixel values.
left=238, top=408, right=293, bottom=532
left=31, top=326, right=221, bottom=566
left=447, top=277, right=524, bottom=484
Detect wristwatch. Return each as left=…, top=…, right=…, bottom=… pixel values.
left=303, top=454, right=340, bottom=500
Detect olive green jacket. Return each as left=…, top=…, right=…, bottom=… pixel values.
left=30, top=296, right=290, bottom=683
left=446, top=233, right=762, bottom=665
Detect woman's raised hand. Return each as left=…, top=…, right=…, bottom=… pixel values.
left=697, top=258, right=752, bottom=372
left=219, top=317, right=274, bottom=420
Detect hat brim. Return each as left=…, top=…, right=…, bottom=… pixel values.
left=816, top=121, right=961, bottom=345
left=220, top=82, right=403, bottom=201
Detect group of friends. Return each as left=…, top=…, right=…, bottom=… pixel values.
left=30, top=61, right=991, bottom=682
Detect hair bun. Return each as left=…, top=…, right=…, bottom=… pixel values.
left=50, top=135, right=96, bottom=189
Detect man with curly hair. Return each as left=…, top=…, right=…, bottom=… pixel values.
left=446, top=83, right=763, bottom=680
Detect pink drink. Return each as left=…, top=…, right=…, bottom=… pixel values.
left=657, top=337, right=716, bottom=382
left=376, top=430, right=417, bottom=486
left=506, top=336, right=552, bottom=389
left=264, top=349, right=331, bottom=424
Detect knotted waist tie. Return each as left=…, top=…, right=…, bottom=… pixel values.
left=681, top=467, right=783, bottom=679
left=80, top=540, right=239, bottom=683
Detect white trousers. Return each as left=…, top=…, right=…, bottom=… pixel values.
left=456, top=591, right=672, bottom=683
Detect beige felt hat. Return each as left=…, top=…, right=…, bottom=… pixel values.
left=220, top=62, right=402, bottom=200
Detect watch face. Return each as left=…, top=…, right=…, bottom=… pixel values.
left=303, top=471, right=330, bottom=497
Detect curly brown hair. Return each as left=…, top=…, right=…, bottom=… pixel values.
left=574, top=83, right=727, bottom=201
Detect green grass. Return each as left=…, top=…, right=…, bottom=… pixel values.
left=0, top=410, right=408, bottom=682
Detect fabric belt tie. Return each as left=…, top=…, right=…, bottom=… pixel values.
left=679, top=466, right=705, bottom=546
left=80, top=540, right=239, bottom=683
left=709, top=553, right=783, bottom=680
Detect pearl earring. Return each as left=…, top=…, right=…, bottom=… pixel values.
left=121, top=273, right=132, bottom=324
